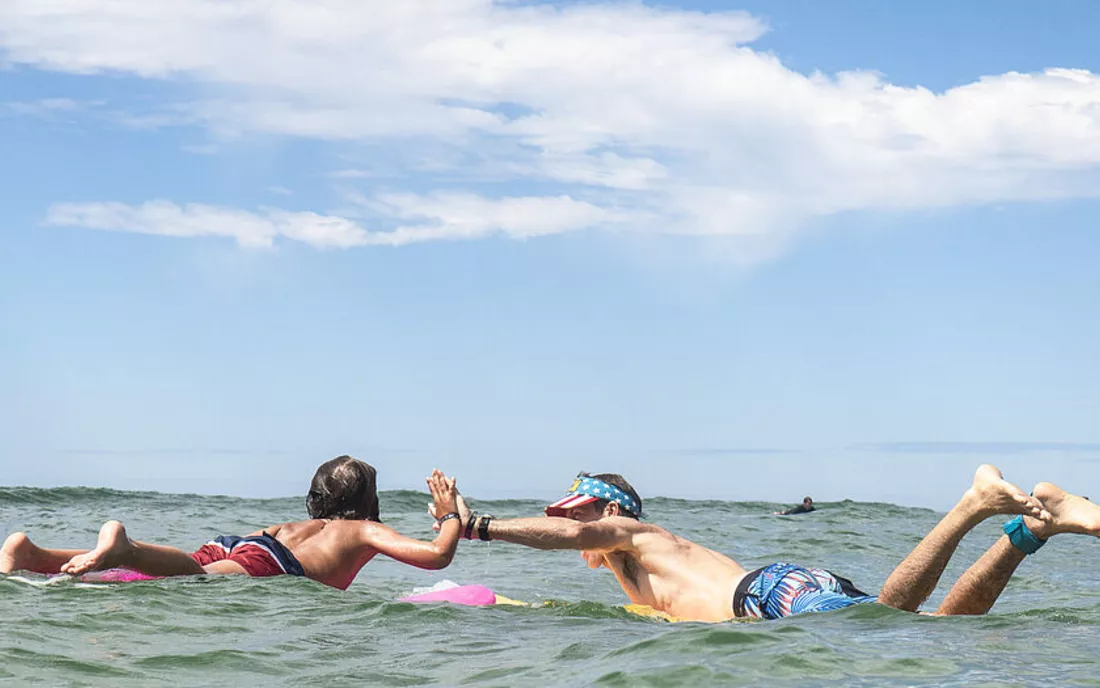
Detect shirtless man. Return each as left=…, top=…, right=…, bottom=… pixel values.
left=0, top=456, right=464, bottom=590
left=439, top=468, right=1099, bottom=622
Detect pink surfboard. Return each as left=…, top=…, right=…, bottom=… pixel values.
left=81, top=568, right=162, bottom=583
left=71, top=571, right=500, bottom=609
left=400, top=584, right=497, bottom=606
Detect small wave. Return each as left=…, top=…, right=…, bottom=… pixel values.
left=1, top=484, right=945, bottom=515
left=0, top=485, right=297, bottom=510
left=0, top=485, right=163, bottom=506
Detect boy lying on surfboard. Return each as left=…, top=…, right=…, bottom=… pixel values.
left=0, top=456, right=464, bottom=590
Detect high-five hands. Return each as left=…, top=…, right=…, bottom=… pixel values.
left=426, top=469, right=458, bottom=520
left=428, top=478, right=472, bottom=532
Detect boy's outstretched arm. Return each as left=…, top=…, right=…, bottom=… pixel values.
left=368, top=470, right=462, bottom=570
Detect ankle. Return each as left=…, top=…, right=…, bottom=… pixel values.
left=950, top=495, right=991, bottom=527
left=1005, top=516, right=1048, bottom=554
left=1021, top=515, right=1054, bottom=541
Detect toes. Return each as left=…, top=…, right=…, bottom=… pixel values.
left=62, top=556, right=92, bottom=575
left=1015, top=493, right=1045, bottom=512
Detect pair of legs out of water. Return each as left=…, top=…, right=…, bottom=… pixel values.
left=878, top=465, right=1099, bottom=615
left=3, top=465, right=1099, bottom=616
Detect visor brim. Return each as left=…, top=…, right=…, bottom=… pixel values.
left=544, top=493, right=600, bottom=517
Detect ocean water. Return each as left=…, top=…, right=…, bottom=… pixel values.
left=1, top=487, right=1098, bottom=687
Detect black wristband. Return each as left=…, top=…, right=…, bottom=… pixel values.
left=437, top=512, right=461, bottom=527
left=478, top=515, right=493, bottom=541
left=463, top=512, right=480, bottom=540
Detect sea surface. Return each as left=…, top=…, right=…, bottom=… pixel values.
left=1, top=486, right=1098, bottom=687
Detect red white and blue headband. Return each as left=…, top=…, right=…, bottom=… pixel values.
left=545, top=475, right=641, bottom=518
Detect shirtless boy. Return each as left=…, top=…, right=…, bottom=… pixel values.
left=439, top=467, right=1099, bottom=622
left=1, top=456, right=464, bottom=590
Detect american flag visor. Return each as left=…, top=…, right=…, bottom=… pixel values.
left=545, top=476, right=640, bottom=517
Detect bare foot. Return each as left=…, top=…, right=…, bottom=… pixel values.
left=60, top=521, right=133, bottom=575
left=1025, top=483, right=1100, bottom=540
left=0, top=533, right=31, bottom=574
left=959, top=465, right=1050, bottom=522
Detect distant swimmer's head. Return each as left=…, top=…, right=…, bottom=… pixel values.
left=307, top=455, right=381, bottom=522
left=545, top=472, right=643, bottom=522
left=803, top=496, right=814, bottom=506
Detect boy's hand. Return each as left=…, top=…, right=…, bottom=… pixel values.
left=426, top=469, right=458, bottom=518
left=428, top=483, right=473, bottom=530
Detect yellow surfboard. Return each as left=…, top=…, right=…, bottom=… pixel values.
left=491, top=594, right=684, bottom=622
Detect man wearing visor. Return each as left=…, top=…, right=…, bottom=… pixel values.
left=441, top=471, right=757, bottom=622
left=434, top=466, right=1100, bottom=624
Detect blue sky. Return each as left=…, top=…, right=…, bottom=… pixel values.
left=1, top=1, right=1098, bottom=510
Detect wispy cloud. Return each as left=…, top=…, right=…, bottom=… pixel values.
left=2, top=98, right=83, bottom=116
left=328, top=169, right=370, bottom=179
left=855, top=442, right=1100, bottom=455
left=5, top=1, right=1100, bottom=254
left=652, top=448, right=799, bottom=456
left=45, top=195, right=619, bottom=248
left=45, top=200, right=370, bottom=249
left=267, top=185, right=294, bottom=196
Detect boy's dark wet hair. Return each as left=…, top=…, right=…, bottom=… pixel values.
left=584, top=472, right=643, bottom=520
left=307, top=456, right=381, bottom=522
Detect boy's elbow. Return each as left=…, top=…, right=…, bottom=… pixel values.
left=429, top=547, right=455, bottom=569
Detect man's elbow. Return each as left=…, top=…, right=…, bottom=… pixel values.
left=573, top=523, right=608, bottom=550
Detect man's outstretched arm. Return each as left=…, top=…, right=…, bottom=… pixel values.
left=480, top=516, right=638, bottom=552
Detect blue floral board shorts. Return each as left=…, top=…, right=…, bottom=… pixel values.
left=733, top=562, right=878, bottom=620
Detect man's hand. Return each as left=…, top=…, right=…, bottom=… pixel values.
left=581, top=550, right=605, bottom=569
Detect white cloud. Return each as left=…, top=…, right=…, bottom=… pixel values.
left=3, top=97, right=80, bottom=113
left=45, top=195, right=615, bottom=248
left=328, top=169, right=370, bottom=179
left=5, top=1, right=1100, bottom=254
left=267, top=185, right=294, bottom=196
left=47, top=201, right=293, bottom=249
left=369, top=192, right=624, bottom=244
left=2, top=98, right=96, bottom=120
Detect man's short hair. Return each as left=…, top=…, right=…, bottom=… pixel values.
left=583, top=472, right=643, bottom=520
